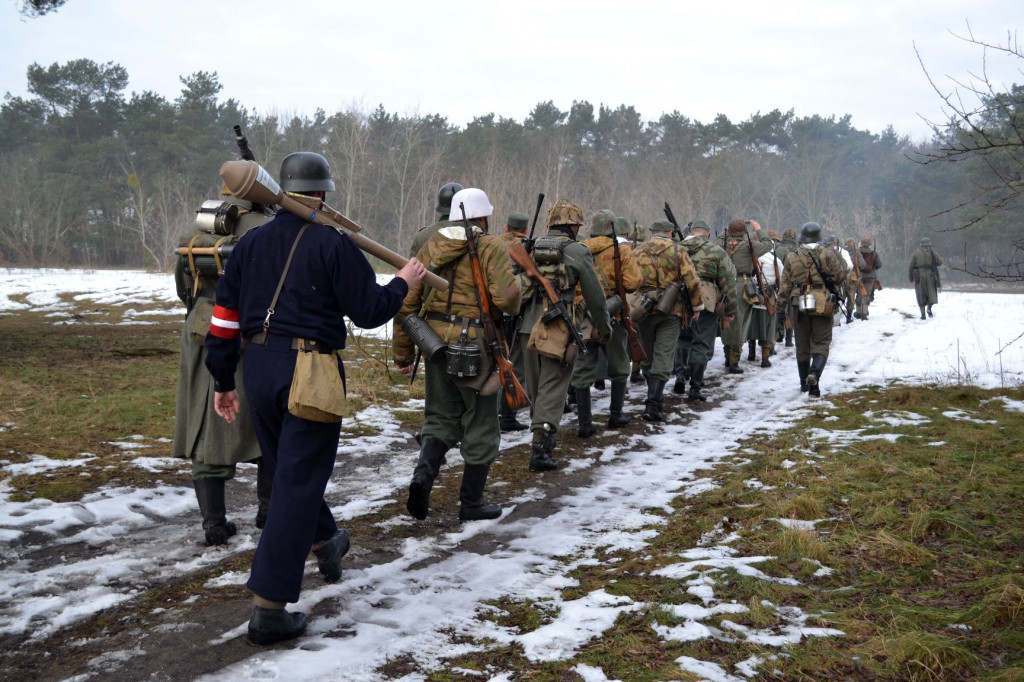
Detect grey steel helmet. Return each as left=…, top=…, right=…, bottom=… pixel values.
left=920, top=237, right=932, bottom=246
left=435, top=182, right=464, bottom=214
left=589, top=209, right=617, bottom=237
left=800, top=222, right=822, bottom=244
left=279, top=152, right=335, bottom=193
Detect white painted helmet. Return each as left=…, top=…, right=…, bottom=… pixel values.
left=450, top=188, right=494, bottom=221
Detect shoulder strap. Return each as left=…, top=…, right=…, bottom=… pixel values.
left=254, top=222, right=311, bottom=344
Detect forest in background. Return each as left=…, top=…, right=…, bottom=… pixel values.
left=0, top=56, right=1020, bottom=279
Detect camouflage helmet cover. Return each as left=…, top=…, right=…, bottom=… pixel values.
left=727, top=219, right=747, bottom=235
left=614, top=216, right=630, bottom=235
left=589, top=209, right=617, bottom=237
left=547, top=199, right=585, bottom=228
left=768, top=230, right=780, bottom=240
left=782, top=228, right=797, bottom=240
left=844, top=238, right=856, bottom=248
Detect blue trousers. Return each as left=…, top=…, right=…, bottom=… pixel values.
left=243, top=338, right=341, bottom=603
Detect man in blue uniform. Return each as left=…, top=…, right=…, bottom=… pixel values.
left=205, top=151, right=426, bottom=646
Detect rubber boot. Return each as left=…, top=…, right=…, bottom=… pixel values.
left=807, top=355, right=826, bottom=397
left=920, top=306, right=926, bottom=320
left=798, top=360, right=810, bottom=392
left=529, top=429, right=559, bottom=472
left=255, top=458, right=271, bottom=530
left=499, top=396, right=528, bottom=432
left=642, top=378, right=667, bottom=422
left=247, top=606, right=307, bottom=646
left=312, top=529, right=350, bottom=583
left=458, top=464, right=502, bottom=521
left=687, top=363, right=707, bottom=402
left=576, top=386, right=596, bottom=438
left=785, top=327, right=794, bottom=347
left=747, top=340, right=756, bottom=362
left=760, top=344, right=772, bottom=368
left=406, top=437, right=448, bottom=520
left=193, top=477, right=237, bottom=546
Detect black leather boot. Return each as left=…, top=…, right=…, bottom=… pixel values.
left=687, top=363, right=707, bottom=402
left=798, top=360, right=810, bottom=392
left=607, top=380, right=632, bottom=428
left=499, top=396, right=528, bottom=432
left=406, top=437, right=448, bottom=520
left=458, top=464, right=502, bottom=521
left=785, top=328, right=794, bottom=347
left=576, top=386, right=596, bottom=438
left=255, top=458, right=272, bottom=530
left=193, top=477, right=237, bottom=546
left=529, top=439, right=559, bottom=472
left=747, top=340, right=756, bottom=361
left=312, top=529, right=350, bottom=583
left=808, top=355, right=826, bottom=397
left=247, top=606, right=307, bottom=646
left=927, top=305, right=933, bottom=317
left=643, top=378, right=667, bottom=421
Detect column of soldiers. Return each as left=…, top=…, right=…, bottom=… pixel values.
left=183, top=142, right=921, bottom=645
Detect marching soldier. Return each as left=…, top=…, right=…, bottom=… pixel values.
left=497, top=211, right=531, bottom=432
left=746, top=228, right=782, bottom=367
left=627, top=218, right=649, bottom=385
left=634, top=218, right=702, bottom=420
left=856, top=237, right=883, bottom=320
left=777, top=222, right=846, bottom=397
left=570, top=209, right=642, bottom=437
left=717, top=219, right=773, bottom=373
left=393, top=188, right=521, bottom=521
left=909, top=237, right=945, bottom=319
left=173, top=186, right=271, bottom=546
left=774, top=228, right=799, bottom=346
left=517, top=200, right=611, bottom=471
left=674, top=221, right=736, bottom=401
left=409, top=182, right=464, bottom=258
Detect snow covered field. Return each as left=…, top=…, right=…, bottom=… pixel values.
left=0, top=268, right=1021, bottom=681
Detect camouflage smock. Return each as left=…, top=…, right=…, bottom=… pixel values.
left=778, top=244, right=846, bottom=303
left=393, top=225, right=521, bottom=365
left=681, top=234, right=738, bottom=319
left=635, top=234, right=703, bottom=319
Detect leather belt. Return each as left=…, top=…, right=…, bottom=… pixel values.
left=247, top=332, right=334, bottom=354
left=425, top=311, right=482, bottom=328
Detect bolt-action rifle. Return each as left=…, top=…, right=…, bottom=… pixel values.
left=506, top=242, right=589, bottom=356
left=662, top=202, right=695, bottom=322
left=524, top=192, right=545, bottom=254
left=806, top=248, right=848, bottom=318
left=459, top=202, right=530, bottom=411
left=610, top=219, right=646, bottom=362
left=744, top=221, right=775, bottom=316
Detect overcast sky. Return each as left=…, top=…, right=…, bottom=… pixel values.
left=2, top=0, right=1021, bottom=142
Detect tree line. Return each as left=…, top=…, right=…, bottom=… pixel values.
left=1, top=57, right=1020, bottom=279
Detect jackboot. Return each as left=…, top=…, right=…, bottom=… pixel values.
left=927, top=305, right=933, bottom=317
left=312, top=529, right=350, bottom=583
left=747, top=340, right=756, bottom=362
left=458, top=463, right=502, bottom=521
left=193, top=477, right=237, bottom=546
left=630, top=367, right=643, bottom=384
left=255, top=458, right=272, bottom=530
left=576, top=386, right=596, bottom=438
left=642, top=378, right=667, bottom=422
left=726, top=348, right=744, bottom=374
left=846, top=310, right=853, bottom=324
left=798, top=360, right=810, bottom=392
left=564, top=386, right=575, bottom=413
left=807, top=355, right=826, bottom=397
left=406, top=437, right=448, bottom=520
left=593, top=379, right=606, bottom=391
left=760, top=345, right=772, bottom=368
left=529, top=438, right=559, bottom=472
left=920, top=306, right=926, bottom=320
left=247, top=606, right=307, bottom=646
left=607, top=380, right=632, bottom=428
left=785, top=327, right=794, bottom=347
left=686, top=363, right=707, bottom=402
left=499, top=397, right=528, bottom=432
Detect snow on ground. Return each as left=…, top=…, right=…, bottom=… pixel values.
left=1, top=267, right=1022, bottom=680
